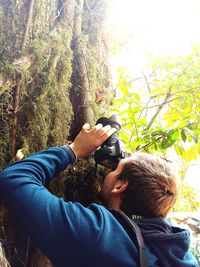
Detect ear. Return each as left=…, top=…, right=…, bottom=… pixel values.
left=111, top=180, right=128, bottom=194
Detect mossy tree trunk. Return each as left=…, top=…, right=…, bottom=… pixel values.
left=0, top=0, right=113, bottom=266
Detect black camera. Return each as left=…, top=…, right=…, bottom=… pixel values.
left=94, top=114, right=128, bottom=170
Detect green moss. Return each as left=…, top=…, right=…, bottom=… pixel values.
left=0, top=0, right=113, bottom=172
left=0, top=123, right=11, bottom=171
left=0, top=6, right=4, bottom=48
left=0, top=24, right=74, bottom=168
left=17, top=29, right=74, bottom=156
left=0, top=69, right=14, bottom=170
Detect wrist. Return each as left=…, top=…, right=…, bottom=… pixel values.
left=69, top=143, right=79, bottom=160
left=62, top=144, right=77, bottom=162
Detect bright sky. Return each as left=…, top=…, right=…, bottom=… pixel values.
left=107, top=0, right=200, bottom=190
left=107, top=0, right=200, bottom=75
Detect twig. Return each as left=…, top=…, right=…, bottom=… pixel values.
left=137, top=136, right=163, bottom=151
left=143, top=96, right=180, bottom=109
left=128, top=66, right=159, bottom=85
left=0, top=44, right=6, bottom=55
left=52, top=0, right=68, bottom=22
left=145, top=87, right=172, bottom=131
left=138, top=97, right=151, bottom=120
left=129, top=106, right=139, bottom=143
left=177, top=60, right=195, bottom=77
left=141, top=69, right=151, bottom=93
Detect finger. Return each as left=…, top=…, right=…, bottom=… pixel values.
left=82, top=123, right=90, bottom=131
left=99, top=127, right=116, bottom=141
left=93, top=123, right=103, bottom=132
left=100, top=125, right=116, bottom=136
left=107, top=127, right=117, bottom=136
left=100, top=124, right=111, bottom=133
left=93, top=124, right=111, bottom=137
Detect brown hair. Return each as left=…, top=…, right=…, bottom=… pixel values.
left=120, top=153, right=178, bottom=218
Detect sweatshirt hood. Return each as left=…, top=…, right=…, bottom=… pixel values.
left=136, top=217, right=198, bottom=267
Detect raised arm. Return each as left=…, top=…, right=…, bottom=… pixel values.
left=0, top=123, right=115, bottom=265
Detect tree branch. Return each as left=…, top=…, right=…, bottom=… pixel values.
left=136, top=136, right=163, bottom=151
left=138, top=97, right=151, bottom=119
left=61, top=0, right=91, bottom=92
left=143, top=96, right=180, bottom=109
left=142, top=69, right=151, bottom=93
left=145, top=87, right=172, bottom=131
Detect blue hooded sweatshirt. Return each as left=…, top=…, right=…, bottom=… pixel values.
left=0, top=146, right=198, bottom=267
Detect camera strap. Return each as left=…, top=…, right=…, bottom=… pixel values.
left=110, top=209, right=149, bottom=267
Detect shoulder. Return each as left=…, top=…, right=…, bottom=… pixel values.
left=69, top=203, right=129, bottom=240
left=71, top=203, right=118, bottom=227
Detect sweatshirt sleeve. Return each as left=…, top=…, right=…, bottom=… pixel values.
left=0, top=147, right=141, bottom=267
left=0, top=146, right=76, bottom=190
left=0, top=146, right=85, bottom=265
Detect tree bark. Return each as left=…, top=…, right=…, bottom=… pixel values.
left=21, top=0, right=35, bottom=51
left=70, top=0, right=92, bottom=136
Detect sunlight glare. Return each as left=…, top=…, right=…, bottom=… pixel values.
left=107, top=0, right=200, bottom=73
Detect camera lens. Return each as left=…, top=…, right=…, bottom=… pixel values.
left=96, top=114, right=121, bottom=131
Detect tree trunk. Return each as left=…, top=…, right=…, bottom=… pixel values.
left=72, top=0, right=91, bottom=131
left=0, top=0, right=114, bottom=266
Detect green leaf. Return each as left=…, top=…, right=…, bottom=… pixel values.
left=186, top=128, right=198, bottom=143
left=131, top=92, right=140, bottom=101
left=154, top=142, right=158, bottom=150
left=187, top=123, right=195, bottom=130
left=119, top=83, right=129, bottom=95
left=174, top=144, right=185, bottom=157
left=183, top=145, right=198, bottom=162
left=181, top=129, right=187, bottom=142
left=130, top=106, right=141, bottom=114
left=161, top=130, right=179, bottom=149
left=120, top=131, right=131, bottom=143
left=151, top=130, right=164, bottom=136
left=197, top=142, right=200, bottom=154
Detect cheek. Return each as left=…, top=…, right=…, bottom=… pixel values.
left=101, top=176, right=111, bottom=198
left=100, top=164, right=124, bottom=197
left=101, top=171, right=117, bottom=196
left=104, top=168, right=112, bottom=176
left=101, top=178, right=108, bottom=195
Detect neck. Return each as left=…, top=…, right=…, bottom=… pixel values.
left=106, top=196, right=121, bottom=210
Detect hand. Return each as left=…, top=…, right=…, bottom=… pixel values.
left=69, top=123, right=116, bottom=159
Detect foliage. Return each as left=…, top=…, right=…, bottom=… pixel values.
left=174, top=183, right=200, bottom=212
left=111, top=49, right=200, bottom=174
left=111, top=48, right=200, bottom=212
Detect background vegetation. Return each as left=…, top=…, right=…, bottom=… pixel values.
left=110, top=48, right=200, bottom=212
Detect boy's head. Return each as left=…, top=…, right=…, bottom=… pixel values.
left=101, top=152, right=178, bottom=218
